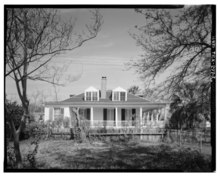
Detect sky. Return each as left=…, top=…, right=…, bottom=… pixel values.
left=5, top=8, right=148, bottom=102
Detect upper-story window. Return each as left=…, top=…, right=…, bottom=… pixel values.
left=112, top=87, right=127, bottom=101
left=120, top=92, right=126, bottom=101
left=86, top=92, right=92, bottom=101
left=93, top=92, right=98, bottom=101
left=113, top=91, right=120, bottom=101
left=85, top=86, right=99, bottom=101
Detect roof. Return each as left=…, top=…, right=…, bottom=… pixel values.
left=85, top=86, right=98, bottom=92
left=45, top=90, right=168, bottom=108
left=112, top=87, right=126, bottom=92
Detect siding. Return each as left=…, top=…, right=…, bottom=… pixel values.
left=64, top=107, right=70, bottom=118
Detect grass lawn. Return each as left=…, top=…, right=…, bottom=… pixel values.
left=11, top=139, right=212, bottom=171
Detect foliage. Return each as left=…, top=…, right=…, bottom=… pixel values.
left=5, top=101, right=24, bottom=130
left=168, top=81, right=210, bottom=129
left=63, top=117, right=70, bottom=128
left=25, top=122, right=47, bottom=168
left=129, top=6, right=212, bottom=96
left=6, top=141, right=16, bottom=169
left=127, top=85, right=141, bottom=95
left=5, top=100, right=27, bottom=140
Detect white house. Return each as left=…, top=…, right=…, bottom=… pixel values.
left=44, top=77, right=169, bottom=128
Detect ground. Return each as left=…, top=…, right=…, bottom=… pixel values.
left=13, top=139, right=212, bottom=171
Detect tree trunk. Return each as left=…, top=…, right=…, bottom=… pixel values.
left=69, top=107, right=86, bottom=142
left=13, top=133, right=22, bottom=168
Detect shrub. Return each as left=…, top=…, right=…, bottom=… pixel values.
left=63, top=117, right=70, bottom=128
left=6, top=141, right=16, bottom=169
left=23, top=121, right=48, bottom=139
left=5, top=101, right=25, bottom=140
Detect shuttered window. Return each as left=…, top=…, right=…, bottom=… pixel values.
left=86, top=91, right=98, bottom=101
left=120, top=92, right=126, bottom=101
left=113, top=91, right=120, bottom=101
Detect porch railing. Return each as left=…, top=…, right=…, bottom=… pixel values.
left=80, top=120, right=165, bottom=128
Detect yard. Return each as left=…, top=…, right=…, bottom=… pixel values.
left=7, top=139, right=212, bottom=171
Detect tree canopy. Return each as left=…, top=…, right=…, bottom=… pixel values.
left=129, top=6, right=212, bottom=95
left=168, top=81, right=210, bottom=129
left=127, top=85, right=141, bottom=95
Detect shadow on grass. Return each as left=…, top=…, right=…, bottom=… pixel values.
left=37, top=142, right=211, bottom=171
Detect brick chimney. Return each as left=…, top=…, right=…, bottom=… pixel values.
left=101, top=76, right=107, bottom=99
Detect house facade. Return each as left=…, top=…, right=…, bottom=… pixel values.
left=44, top=77, right=169, bottom=128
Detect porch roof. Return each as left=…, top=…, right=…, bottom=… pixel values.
left=45, top=90, right=168, bottom=108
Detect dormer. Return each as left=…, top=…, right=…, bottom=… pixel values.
left=84, top=86, right=99, bottom=101
left=112, top=87, right=127, bottom=101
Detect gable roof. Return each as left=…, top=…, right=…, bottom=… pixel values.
left=85, top=86, right=98, bottom=92
left=112, top=86, right=126, bottom=92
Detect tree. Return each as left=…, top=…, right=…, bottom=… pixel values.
left=5, top=8, right=103, bottom=168
left=168, top=81, right=210, bottom=129
left=129, top=6, right=212, bottom=95
left=127, top=85, right=141, bottom=95
left=49, top=62, right=82, bottom=101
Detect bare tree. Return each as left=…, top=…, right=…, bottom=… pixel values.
left=49, top=61, right=83, bottom=101
left=127, top=85, right=141, bottom=95
left=129, top=6, right=212, bottom=96
left=50, top=65, right=66, bottom=101
left=5, top=8, right=103, bottom=168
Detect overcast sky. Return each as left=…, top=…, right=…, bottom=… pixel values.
left=6, top=8, right=150, bottom=102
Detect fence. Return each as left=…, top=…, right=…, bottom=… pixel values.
left=164, top=128, right=211, bottom=147
left=46, top=127, right=211, bottom=151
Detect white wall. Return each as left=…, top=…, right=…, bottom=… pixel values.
left=93, top=108, right=103, bottom=121
left=44, top=107, right=50, bottom=121
left=64, top=107, right=70, bottom=118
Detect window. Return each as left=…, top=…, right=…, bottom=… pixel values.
left=85, top=91, right=98, bottom=101
left=120, top=92, right=126, bottom=101
left=113, top=91, right=126, bottom=101
left=93, top=92, right=98, bottom=101
left=86, top=92, right=92, bottom=101
left=113, top=91, right=120, bottom=101
left=54, top=107, right=64, bottom=120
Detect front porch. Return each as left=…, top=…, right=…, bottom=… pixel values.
left=77, top=107, right=168, bottom=129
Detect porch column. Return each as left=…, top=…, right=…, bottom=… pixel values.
left=151, top=111, right=154, bottom=122
left=164, top=105, right=168, bottom=121
left=115, top=107, right=118, bottom=127
left=156, top=109, right=159, bottom=122
left=90, top=107, right=94, bottom=127
left=139, top=107, right=143, bottom=126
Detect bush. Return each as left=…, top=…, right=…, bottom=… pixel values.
left=23, top=121, right=48, bottom=139
left=6, top=141, right=16, bottom=169
left=63, top=117, right=70, bottom=128
left=5, top=101, right=25, bottom=140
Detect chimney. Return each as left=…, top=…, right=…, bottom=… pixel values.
left=69, top=94, right=75, bottom=98
left=101, top=76, right=107, bottom=99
